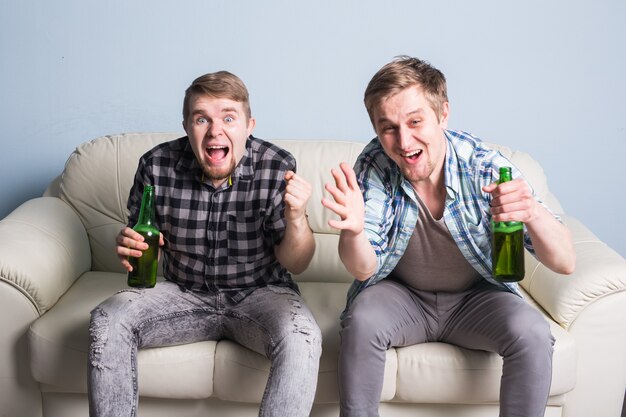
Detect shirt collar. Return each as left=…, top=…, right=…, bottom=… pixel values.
left=443, top=129, right=461, bottom=200
left=233, top=136, right=255, bottom=182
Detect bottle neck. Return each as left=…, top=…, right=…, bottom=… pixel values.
left=494, top=166, right=523, bottom=230
left=498, top=167, right=512, bottom=184
left=137, top=186, right=156, bottom=226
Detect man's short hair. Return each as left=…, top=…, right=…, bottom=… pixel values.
left=364, top=56, right=448, bottom=124
left=183, top=71, right=251, bottom=124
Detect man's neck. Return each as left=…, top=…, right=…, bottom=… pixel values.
left=411, top=148, right=447, bottom=220
left=412, top=177, right=446, bottom=220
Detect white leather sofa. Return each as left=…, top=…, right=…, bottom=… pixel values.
left=1, top=133, right=625, bottom=417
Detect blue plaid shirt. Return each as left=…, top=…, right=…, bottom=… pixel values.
left=344, top=129, right=555, bottom=313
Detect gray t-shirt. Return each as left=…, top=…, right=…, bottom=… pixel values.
left=389, top=193, right=481, bottom=292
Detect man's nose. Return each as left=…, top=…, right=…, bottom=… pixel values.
left=397, top=124, right=412, bottom=149
left=207, top=120, right=222, bottom=137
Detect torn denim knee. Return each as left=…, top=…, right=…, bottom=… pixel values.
left=89, top=307, right=109, bottom=370
left=287, top=298, right=321, bottom=357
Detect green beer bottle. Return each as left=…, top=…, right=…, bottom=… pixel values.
left=127, top=185, right=159, bottom=288
left=491, top=167, right=525, bottom=282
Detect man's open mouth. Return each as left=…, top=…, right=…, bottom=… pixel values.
left=206, top=145, right=229, bottom=162
left=401, top=149, right=422, bottom=161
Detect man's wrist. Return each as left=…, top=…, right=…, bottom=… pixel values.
left=340, top=227, right=365, bottom=240
left=286, top=211, right=310, bottom=229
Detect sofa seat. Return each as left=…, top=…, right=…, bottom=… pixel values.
left=29, top=272, right=576, bottom=405
left=28, top=272, right=217, bottom=398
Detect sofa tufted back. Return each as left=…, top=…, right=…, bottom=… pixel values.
left=56, top=133, right=561, bottom=282
left=59, top=133, right=180, bottom=274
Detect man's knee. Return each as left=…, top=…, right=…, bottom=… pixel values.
left=277, top=314, right=322, bottom=361
left=526, top=317, right=554, bottom=352
left=88, top=290, right=143, bottom=367
left=504, top=309, right=554, bottom=356
left=341, top=291, right=391, bottom=347
left=279, top=294, right=322, bottom=355
left=91, top=289, right=143, bottom=325
left=88, top=305, right=111, bottom=370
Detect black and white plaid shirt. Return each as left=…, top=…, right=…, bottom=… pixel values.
left=127, top=135, right=298, bottom=303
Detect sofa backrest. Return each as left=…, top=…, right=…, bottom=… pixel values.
left=58, top=133, right=178, bottom=273
left=56, top=133, right=562, bottom=281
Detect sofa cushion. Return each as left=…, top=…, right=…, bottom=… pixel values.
left=293, top=234, right=354, bottom=284
left=28, top=272, right=216, bottom=399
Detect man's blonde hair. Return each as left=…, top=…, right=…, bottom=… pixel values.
left=364, top=56, right=448, bottom=124
left=183, top=71, right=251, bottom=124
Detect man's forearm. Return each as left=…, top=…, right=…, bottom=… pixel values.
left=526, top=207, right=576, bottom=275
left=338, top=230, right=377, bottom=281
left=275, top=216, right=315, bottom=275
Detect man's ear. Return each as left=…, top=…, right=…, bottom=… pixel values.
left=439, top=102, right=450, bottom=127
left=247, top=117, right=256, bottom=136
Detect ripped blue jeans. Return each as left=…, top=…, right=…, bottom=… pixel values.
left=88, top=281, right=322, bottom=417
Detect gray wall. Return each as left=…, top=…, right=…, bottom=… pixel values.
left=1, top=0, right=624, bottom=257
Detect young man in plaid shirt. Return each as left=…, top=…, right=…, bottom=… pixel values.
left=88, top=71, right=321, bottom=417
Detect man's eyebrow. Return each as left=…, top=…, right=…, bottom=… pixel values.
left=221, top=107, right=240, bottom=114
left=376, top=108, right=426, bottom=125
left=406, top=109, right=425, bottom=117
left=190, top=107, right=240, bottom=116
left=376, top=116, right=392, bottom=126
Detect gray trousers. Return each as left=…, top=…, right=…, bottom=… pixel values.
left=339, top=279, right=555, bottom=417
left=88, top=281, right=322, bottom=417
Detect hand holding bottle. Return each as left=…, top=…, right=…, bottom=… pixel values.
left=116, top=185, right=163, bottom=288
left=482, top=177, right=538, bottom=224
left=484, top=167, right=576, bottom=277
left=484, top=167, right=527, bottom=282
left=116, top=227, right=164, bottom=272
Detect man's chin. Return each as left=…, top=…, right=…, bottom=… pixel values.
left=403, top=167, right=430, bottom=183
left=203, top=166, right=235, bottom=183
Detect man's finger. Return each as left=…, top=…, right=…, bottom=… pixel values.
left=331, top=167, right=349, bottom=192
left=340, top=162, right=359, bottom=190
left=324, top=183, right=346, bottom=206
left=482, top=182, right=498, bottom=194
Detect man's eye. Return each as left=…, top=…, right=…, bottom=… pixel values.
left=224, top=116, right=234, bottom=123
left=411, top=119, right=421, bottom=126
left=196, top=117, right=208, bottom=124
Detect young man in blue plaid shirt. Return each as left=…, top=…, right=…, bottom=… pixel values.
left=88, top=71, right=321, bottom=417
left=323, top=57, right=575, bottom=417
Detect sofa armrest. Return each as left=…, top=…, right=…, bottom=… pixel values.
left=0, top=197, right=91, bottom=315
left=522, top=215, right=626, bottom=417
left=521, top=214, right=626, bottom=329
